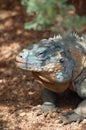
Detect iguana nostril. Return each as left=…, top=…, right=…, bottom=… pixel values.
left=19, top=55, right=23, bottom=58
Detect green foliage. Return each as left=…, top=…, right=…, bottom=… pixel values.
left=21, top=0, right=86, bottom=33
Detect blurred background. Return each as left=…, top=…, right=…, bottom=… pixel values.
left=21, top=0, right=86, bottom=34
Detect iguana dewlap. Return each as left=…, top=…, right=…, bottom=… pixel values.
left=16, top=33, right=86, bottom=124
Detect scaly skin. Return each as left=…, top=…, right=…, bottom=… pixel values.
left=16, top=33, right=86, bottom=124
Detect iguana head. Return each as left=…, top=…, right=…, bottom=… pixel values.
left=16, top=36, right=75, bottom=83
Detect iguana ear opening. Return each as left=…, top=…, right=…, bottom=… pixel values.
left=56, top=72, right=65, bottom=83
left=56, top=70, right=73, bottom=83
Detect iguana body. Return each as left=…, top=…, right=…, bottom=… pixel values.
left=16, top=33, right=86, bottom=124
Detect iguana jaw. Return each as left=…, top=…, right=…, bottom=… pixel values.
left=16, top=57, right=73, bottom=83
left=16, top=58, right=63, bottom=72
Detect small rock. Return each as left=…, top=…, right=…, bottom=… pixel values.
left=20, top=112, right=26, bottom=117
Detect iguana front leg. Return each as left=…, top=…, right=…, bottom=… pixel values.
left=58, top=112, right=84, bottom=125
left=58, top=78, right=86, bottom=124
left=42, top=88, right=57, bottom=112
left=58, top=100, right=86, bottom=125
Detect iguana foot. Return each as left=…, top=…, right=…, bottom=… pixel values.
left=58, top=111, right=84, bottom=125
left=42, top=102, right=56, bottom=112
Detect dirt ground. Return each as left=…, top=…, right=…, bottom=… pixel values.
left=0, top=0, right=86, bottom=130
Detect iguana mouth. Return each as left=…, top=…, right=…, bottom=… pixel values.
left=16, top=60, right=32, bottom=65
left=16, top=60, right=35, bottom=68
left=16, top=60, right=24, bottom=64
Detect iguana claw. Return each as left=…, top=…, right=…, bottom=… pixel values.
left=58, top=111, right=84, bottom=125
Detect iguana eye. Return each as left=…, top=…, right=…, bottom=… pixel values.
left=36, top=49, right=47, bottom=58
left=36, top=52, right=44, bottom=58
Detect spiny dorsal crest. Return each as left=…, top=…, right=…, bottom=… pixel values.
left=71, top=32, right=86, bottom=53
left=71, top=32, right=79, bottom=39
left=80, top=34, right=86, bottom=42
left=49, top=34, right=62, bottom=41
left=71, top=32, right=86, bottom=42
left=48, top=32, right=86, bottom=47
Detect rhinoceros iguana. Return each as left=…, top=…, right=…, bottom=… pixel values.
left=16, top=33, right=86, bottom=124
